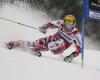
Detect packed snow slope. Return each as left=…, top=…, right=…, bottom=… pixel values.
left=0, top=3, right=100, bottom=80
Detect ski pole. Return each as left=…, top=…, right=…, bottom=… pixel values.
left=0, top=17, right=39, bottom=30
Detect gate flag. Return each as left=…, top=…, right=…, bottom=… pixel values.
left=81, top=0, right=100, bottom=67
left=85, top=0, right=100, bottom=20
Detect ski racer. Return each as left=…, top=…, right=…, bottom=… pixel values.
left=6, top=15, right=81, bottom=62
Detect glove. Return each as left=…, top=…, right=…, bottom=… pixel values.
left=38, top=26, right=47, bottom=34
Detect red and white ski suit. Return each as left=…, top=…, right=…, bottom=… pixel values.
left=31, top=20, right=81, bottom=56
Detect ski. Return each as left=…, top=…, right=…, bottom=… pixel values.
left=41, top=55, right=79, bottom=64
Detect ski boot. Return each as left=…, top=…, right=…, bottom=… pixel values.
left=6, top=42, right=14, bottom=50
left=64, top=52, right=77, bottom=62
left=33, top=51, right=42, bottom=57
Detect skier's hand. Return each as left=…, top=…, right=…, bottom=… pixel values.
left=38, top=26, right=47, bottom=34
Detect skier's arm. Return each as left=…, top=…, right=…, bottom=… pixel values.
left=73, top=32, right=81, bottom=56
left=44, top=20, right=63, bottom=29
left=68, top=28, right=81, bottom=58
left=39, top=20, right=63, bottom=34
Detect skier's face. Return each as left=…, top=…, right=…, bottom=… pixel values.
left=63, top=24, right=75, bottom=32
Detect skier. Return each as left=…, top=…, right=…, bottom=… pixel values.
left=6, top=15, right=81, bottom=62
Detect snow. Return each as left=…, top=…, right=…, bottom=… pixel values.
left=0, top=3, right=100, bottom=80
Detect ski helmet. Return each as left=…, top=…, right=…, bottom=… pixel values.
left=63, top=15, right=76, bottom=26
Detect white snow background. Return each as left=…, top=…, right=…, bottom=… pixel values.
left=0, top=3, right=100, bottom=80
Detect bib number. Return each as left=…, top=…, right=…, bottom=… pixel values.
left=48, top=39, right=65, bottom=51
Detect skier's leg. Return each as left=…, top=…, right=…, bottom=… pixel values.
left=63, top=42, right=74, bottom=62
left=6, top=40, right=42, bottom=57
left=64, top=48, right=80, bottom=62
left=64, top=42, right=81, bottom=62
left=6, top=40, right=24, bottom=49
left=29, top=38, right=48, bottom=57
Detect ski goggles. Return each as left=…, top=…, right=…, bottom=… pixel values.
left=64, top=24, right=75, bottom=31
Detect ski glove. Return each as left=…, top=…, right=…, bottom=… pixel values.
left=38, top=26, right=47, bottom=34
